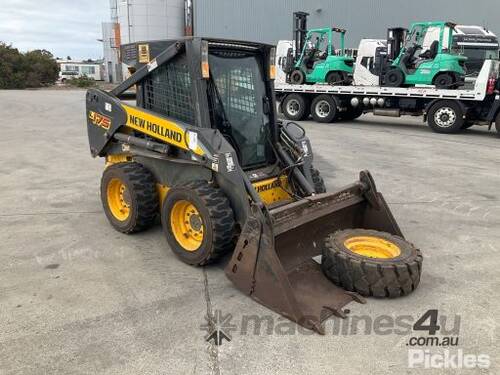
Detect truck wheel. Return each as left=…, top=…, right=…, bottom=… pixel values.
left=322, top=229, right=423, bottom=298
left=161, top=181, right=235, bottom=266
left=495, top=112, right=500, bottom=136
left=461, top=121, right=474, bottom=130
left=311, top=95, right=338, bottom=123
left=384, top=68, right=404, bottom=87
left=341, top=107, right=363, bottom=121
left=101, top=162, right=159, bottom=234
left=311, top=167, right=326, bottom=193
left=434, top=73, right=454, bottom=89
left=427, top=100, right=464, bottom=133
left=290, top=69, right=305, bottom=85
left=282, top=94, right=310, bottom=121
left=326, top=71, right=345, bottom=86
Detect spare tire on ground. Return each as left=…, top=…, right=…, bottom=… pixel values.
left=321, top=229, right=423, bottom=298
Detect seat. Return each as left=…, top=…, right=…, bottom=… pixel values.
left=419, top=40, right=439, bottom=60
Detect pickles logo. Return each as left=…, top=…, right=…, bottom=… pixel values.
left=89, top=111, right=111, bottom=129
left=128, top=114, right=183, bottom=143
left=255, top=179, right=281, bottom=193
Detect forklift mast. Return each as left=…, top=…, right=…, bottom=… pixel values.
left=387, top=27, right=407, bottom=61
left=293, top=11, right=309, bottom=61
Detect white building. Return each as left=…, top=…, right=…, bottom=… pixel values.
left=57, top=60, right=104, bottom=81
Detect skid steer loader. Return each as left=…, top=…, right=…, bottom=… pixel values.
left=86, top=38, right=422, bottom=333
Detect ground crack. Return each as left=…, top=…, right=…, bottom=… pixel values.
left=202, top=268, right=221, bottom=375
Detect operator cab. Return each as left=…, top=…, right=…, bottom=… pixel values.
left=205, top=42, right=277, bottom=171
left=400, top=25, right=443, bottom=73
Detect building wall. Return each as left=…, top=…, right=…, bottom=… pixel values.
left=102, top=22, right=121, bottom=83
left=117, top=0, right=184, bottom=44
left=194, top=0, right=500, bottom=48
left=58, top=61, right=103, bottom=81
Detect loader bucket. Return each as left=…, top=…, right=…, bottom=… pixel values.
left=225, top=171, right=403, bottom=334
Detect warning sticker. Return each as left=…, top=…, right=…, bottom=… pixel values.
left=211, top=155, right=219, bottom=172
left=225, top=153, right=235, bottom=172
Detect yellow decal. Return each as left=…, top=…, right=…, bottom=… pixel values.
left=138, top=44, right=151, bottom=63
left=105, top=154, right=131, bottom=167
left=252, top=176, right=292, bottom=206
left=123, top=105, right=203, bottom=155
left=89, top=111, right=111, bottom=129
left=157, top=183, right=170, bottom=207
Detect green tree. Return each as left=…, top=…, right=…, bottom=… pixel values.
left=0, top=43, right=59, bottom=89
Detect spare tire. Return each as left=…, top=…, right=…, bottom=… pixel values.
left=321, top=229, right=423, bottom=298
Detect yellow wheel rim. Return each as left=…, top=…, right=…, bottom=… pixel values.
left=170, top=200, right=204, bottom=252
left=107, top=178, right=131, bottom=221
left=344, top=236, right=401, bottom=259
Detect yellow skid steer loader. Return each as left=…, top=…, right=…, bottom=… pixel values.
left=86, top=38, right=423, bottom=334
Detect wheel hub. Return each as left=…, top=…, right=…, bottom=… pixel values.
left=286, top=99, right=300, bottom=116
left=107, top=178, right=131, bottom=221
left=189, top=214, right=203, bottom=231
left=316, top=100, right=330, bottom=118
left=344, top=236, right=401, bottom=259
left=434, top=107, right=456, bottom=128
left=170, top=200, right=204, bottom=251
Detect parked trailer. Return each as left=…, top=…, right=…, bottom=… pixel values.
left=276, top=60, right=500, bottom=135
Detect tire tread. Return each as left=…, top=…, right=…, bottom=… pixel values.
left=322, top=229, right=423, bottom=298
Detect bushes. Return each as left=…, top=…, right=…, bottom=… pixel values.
left=67, top=75, right=96, bottom=88
left=0, top=42, right=59, bottom=89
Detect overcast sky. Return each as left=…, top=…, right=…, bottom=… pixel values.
left=0, top=0, right=109, bottom=59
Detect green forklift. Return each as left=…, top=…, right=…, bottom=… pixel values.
left=384, top=22, right=467, bottom=89
left=283, top=12, right=354, bottom=85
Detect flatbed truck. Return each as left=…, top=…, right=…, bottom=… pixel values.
left=276, top=60, right=500, bottom=135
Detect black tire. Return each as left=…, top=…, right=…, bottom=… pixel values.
left=341, top=107, right=364, bottom=121
left=495, top=112, right=500, bottom=136
left=322, top=229, right=423, bottom=298
left=290, top=69, right=305, bottom=85
left=433, top=73, right=455, bottom=89
left=427, top=100, right=464, bottom=133
left=101, top=162, right=158, bottom=234
left=311, top=94, right=339, bottom=123
left=384, top=68, right=405, bottom=87
left=161, top=181, right=235, bottom=266
left=326, top=71, right=345, bottom=86
left=311, top=167, right=326, bottom=193
left=282, top=94, right=310, bottom=121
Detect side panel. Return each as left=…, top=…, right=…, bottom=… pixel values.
left=122, top=104, right=204, bottom=156
left=86, top=89, right=127, bottom=157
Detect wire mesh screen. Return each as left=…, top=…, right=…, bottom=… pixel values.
left=142, top=56, right=195, bottom=124
left=210, top=52, right=257, bottom=116
left=209, top=51, right=270, bottom=169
